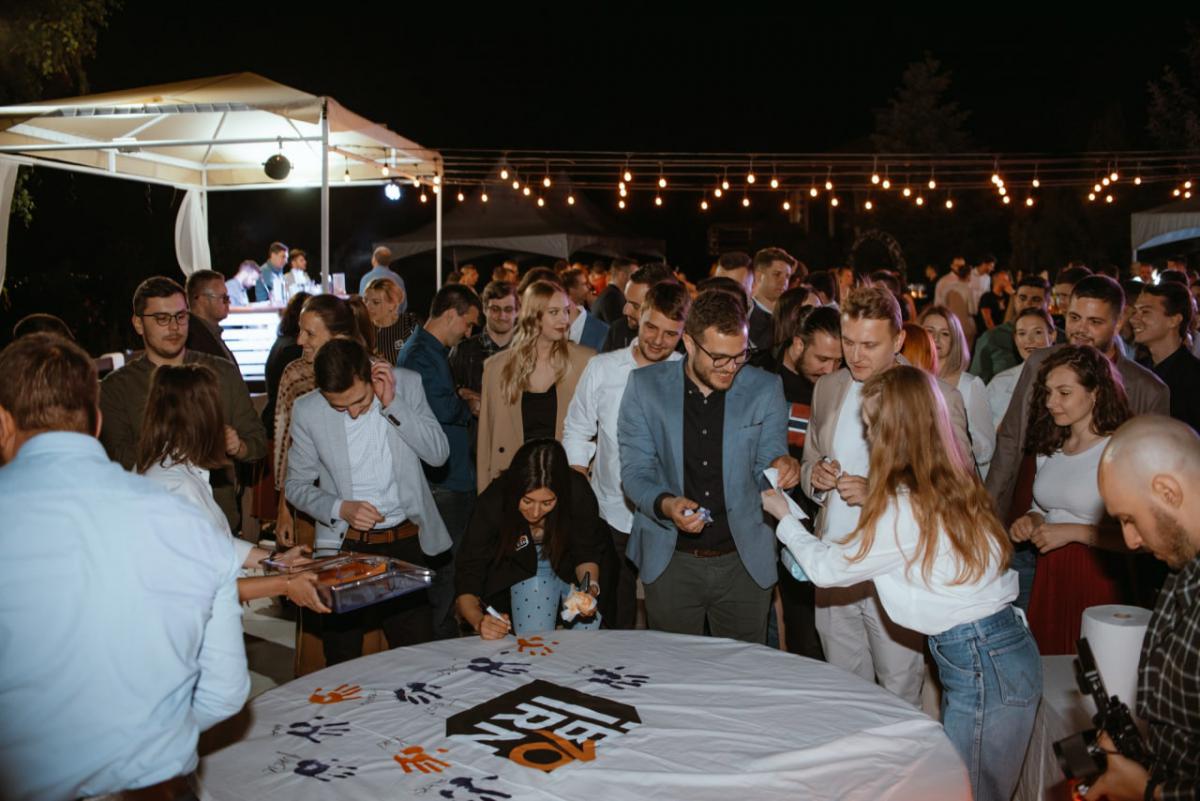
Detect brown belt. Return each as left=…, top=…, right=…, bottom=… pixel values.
left=679, top=547, right=736, bottom=559
left=345, top=520, right=419, bottom=545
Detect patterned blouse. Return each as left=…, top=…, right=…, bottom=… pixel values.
left=272, top=357, right=315, bottom=491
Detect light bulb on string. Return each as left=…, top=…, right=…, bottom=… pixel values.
left=522, top=186, right=531, bottom=197
left=902, top=186, right=912, bottom=198
left=700, top=199, right=709, bottom=211
left=782, top=200, right=791, bottom=211
left=871, top=172, right=881, bottom=185
left=1134, top=176, right=1143, bottom=185
left=1187, top=191, right=1194, bottom=199
left=928, top=168, right=936, bottom=190
left=500, top=167, right=509, bottom=180
left=770, top=177, right=779, bottom=189
left=342, top=168, right=351, bottom=183
left=618, top=199, right=626, bottom=209
left=512, top=179, right=521, bottom=190
left=1174, top=188, right=1182, bottom=197
left=623, top=169, right=632, bottom=183
left=864, top=199, right=874, bottom=211
left=384, top=181, right=401, bottom=201
left=1102, top=177, right=1110, bottom=187
left=456, top=190, right=465, bottom=202
left=655, top=195, right=663, bottom=207
left=1111, top=171, right=1120, bottom=182
left=1106, top=194, right=1114, bottom=204
left=543, top=176, right=552, bottom=188
left=381, top=165, right=390, bottom=177
left=412, top=177, right=421, bottom=187
left=567, top=194, right=576, bottom=205
left=830, top=196, right=840, bottom=207
left=1094, top=182, right=1102, bottom=192
left=721, top=178, right=730, bottom=191
left=747, top=171, right=756, bottom=184
left=537, top=196, right=545, bottom=207
left=945, top=198, right=954, bottom=209
left=742, top=196, right=751, bottom=208
left=619, top=186, right=627, bottom=198
left=432, top=185, right=439, bottom=195
left=1002, top=195, right=1011, bottom=205
left=481, top=191, right=489, bottom=203
left=432, top=175, right=441, bottom=185
left=998, top=186, right=1007, bottom=196
left=659, top=176, right=668, bottom=188
left=618, top=180, right=627, bottom=191
left=1186, top=180, right=1194, bottom=189
left=1088, top=192, right=1097, bottom=201
left=809, top=186, right=819, bottom=197
left=881, top=177, right=891, bottom=190
left=915, top=195, right=924, bottom=206
left=714, top=186, right=723, bottom=198
left=1025, top=197, right=1035, bottom=207
left=991, top=173, right=1001, bottom=185
left=825, top=178, right=834, bottom=191
left=419, top=191, right=428, bottom=203
left=1032, top=178, right=1041, bottom=188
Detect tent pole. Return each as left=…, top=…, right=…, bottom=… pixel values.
left=435, top=166, right=443, bottom=290
left=320, top=99, right=331, bottom=293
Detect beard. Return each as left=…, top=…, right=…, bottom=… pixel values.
left=1151, top=506, right=1197, bottom=570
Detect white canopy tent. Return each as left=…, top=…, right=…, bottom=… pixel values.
left=0, top=72, right=444, bottom=291
left=1131, top=197, right=1200, bottom=260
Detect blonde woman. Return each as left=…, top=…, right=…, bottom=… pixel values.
left=364, top=277, right=418, bottom=364
left=764, top=366, right=1038, bottom=801
left=919, top=304, right=995, bottom=476
left=477, top=279, right=593, bottom=492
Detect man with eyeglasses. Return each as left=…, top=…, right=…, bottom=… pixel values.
left=618, top=289, right=800, bottom=644
left=185, top=269, right=238, bottom=365
left=449, top=280, right=519, bottom=397
left=100, top=277, right=266, bottom=533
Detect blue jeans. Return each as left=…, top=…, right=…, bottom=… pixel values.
left=508, top=549, right=601, bottom=635
left=1009, top=545, right=1037, bottom=612
left=928, top=606, right=1042, bottom=801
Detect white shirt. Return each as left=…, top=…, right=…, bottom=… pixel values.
left=778, top=492, right=1017, bottom=636
left=825, top=380, right=870, bottom=540
left=987, top=363, right=1023, bottom=430
left=563, top=342, right=682, bottom=532
left=1029, top=437, right=1110, bottom=525
left=142, top=459, right=255, bottom=567
left=957, top=372, right=995, bottom=477
left=568, top=306, right=588, bottom=345
left=934, top=273, right=972, bottom=314
left=342, top=397, right=406, bottom=527
left=968, top=269, right=992, bottom=314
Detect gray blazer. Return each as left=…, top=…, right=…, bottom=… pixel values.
left=617, top=360, right=788, bottom=588
left=285, top=367, right=453, bottom=555
left=984, top=344, right=1169, bottom=519
left=800, top=364, right=972, bottom=538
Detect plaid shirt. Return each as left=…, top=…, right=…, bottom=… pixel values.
left=1138, top=553, right=1200, bottom=800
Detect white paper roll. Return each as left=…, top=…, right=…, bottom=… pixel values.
left=1080, top=605, right=1152, bottom=710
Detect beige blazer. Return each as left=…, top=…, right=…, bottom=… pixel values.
left=800, top=363, right=972, bottom=538
left=477, top=341, right=595, bottom=492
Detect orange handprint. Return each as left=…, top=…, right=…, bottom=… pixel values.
left=515, top=636, right=558, bottom=656
left=393, top=745, right=451, bottom=774
left=308, top=683, right=363, bottom=704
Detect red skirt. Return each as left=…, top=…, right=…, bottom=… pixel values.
left=1027, top=542, right=1129, bottom=655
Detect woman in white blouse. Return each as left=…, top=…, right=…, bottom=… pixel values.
left=136, top=364, right=329, bottom=612
left=763, top=365, right=1039, bottom=801
left=986, top=307, right=1055, bottom=429
left=919, top=304, right=995, bottom=476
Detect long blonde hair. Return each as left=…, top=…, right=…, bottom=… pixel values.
left=842, top=365, right=1011, bottom=584
left=918, top=303, right=970, bottom=378
left=499, top=280, right=571, bottom=404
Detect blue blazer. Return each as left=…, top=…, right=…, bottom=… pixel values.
left=617, top=360, right=788, bottom=588
left=580, top=313, right=609, bottom=352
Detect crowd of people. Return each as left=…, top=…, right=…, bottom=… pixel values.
left=0, top=244, right=1198, bottom=801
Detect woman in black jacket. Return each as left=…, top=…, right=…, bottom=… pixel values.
left=456, top=438, right=610, bottom=639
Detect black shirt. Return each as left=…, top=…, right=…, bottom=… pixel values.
left=977, top=290, right=1010, bottom=331
left=748, top=303, right=774, bottom=353
left=1148, top=345, right=1200, bottom=433
left=601, top=317, right=636, bottom=353
left=522, top=385, right=558, bottom=441
left=449, top=331, right=509, bottom=393
left=592, top=283, right=625, bottom=325
left=679, top=366, right=736, bottom=553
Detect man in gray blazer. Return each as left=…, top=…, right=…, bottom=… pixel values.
left=618, top=290, right=799, bottom=644
left=800, top=287, right=971, bottom=707
left=985, top=275, right=1169, bottom=609
left=286, top=338, right=452, bottom=664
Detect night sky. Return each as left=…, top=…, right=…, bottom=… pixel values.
left=3, top=8, right=1195, bottom=349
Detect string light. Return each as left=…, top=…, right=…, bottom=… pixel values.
left=881, top=177, right=891, bottom=190
left=991, top=173, right=1001, bottom=185
left=619, top=185, right=628, bottom=197
left=782, top=200, right=791, bottom=211
left=825, top=179, right=834, bottom=191
left=655, top=195, right=663, bottom=206
left=522, top=186, right=531, bottom=196
left=618, top=180, right=627, bottom=191
left=567, top=194, right=576, bottom=205
left=1088, top=192, right=1097, bottom=201
left=864, top=199, right=874, bottom=211
left=770, top=176, right=779, bottom=189
left=537, top=196, right=545, bottom=207
left=721, top=178, right=731, bottom=191
left=714, top=187, right=724, bottom=198
left=830, top=196, right=840, bottom=207
left=945, top=197, right=954, bottom=209
left=618, top=198, right=626, bottom=209
left=742, top=196, right=751, bottom=208
left=746, top=168, right=756, bottom=184
left=623, top=168, right=632, bottom=183
left=1111, top=170, right=1120, bottom=182
left=1187, top=180, right=1194, bottom=189
left=432, top=185, right=439, bottom=194
left=419, top=190, right=428, bottom=203
left=1032, top=177, right=1041, bottom=188
left=342, top=167, right=351, bottom=183
left=1105, top=194, right=1114, bottom=203
left=543, top=175, right=552, bottom=188
left=512, top=179, right=521, bottom=190
left=1025, top=197, right=1035, bottom=207
left=998, top=186, right=1007, bottom=196
left=871, top=172, right=881, bottom=185
left=1094, top=182, right=1103, bottom=192
left=809, top=185, right=819, bottom=198
left=658, top=176, right=668, bottom=188
left=1174, top=188, right=1182, bottom=197
left=1002, top=195, right=1011, bottom=205
left=700, top=199, right=709, bottom=211
left=412, top=177, right=421, bottom=187
left=381, top=165, right=390, bottom=177
left=432, top=175, right=441, bottom=185
left=456, top=190, right=465, bottom=202
left=902, top=186, right=912, bottom=198
left=500, top=167, right=509, bottom=180
left=1102, top=177, right=1110, bottom=187
left=1134, top=176, right=1143, bottom=185
left=481, top=191, right=489, bottom=203
left=928, top=169, right=937, bottom=190
left=914, top=195, right=924, bottom=206
left=384, top=181, right=401, bottom=201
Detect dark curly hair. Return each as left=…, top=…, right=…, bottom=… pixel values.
left=1024, top=345, right=1130, bottom=456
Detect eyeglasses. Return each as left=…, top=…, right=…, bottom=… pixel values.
left=201, top=291, right=231, bottom=304
left=692, top=338, right=749, bottom=368
left=139, top=311, right=189, bottom=328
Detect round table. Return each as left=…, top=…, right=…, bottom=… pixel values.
left=197, top=630, right=968, bottom=800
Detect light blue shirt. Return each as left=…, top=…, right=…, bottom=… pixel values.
left=0, top=433, right=249, bottom=801
left=359, top=265, right=408, bottom=312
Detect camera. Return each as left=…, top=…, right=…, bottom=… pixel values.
left=1053, top=638, right=1151, bottom=792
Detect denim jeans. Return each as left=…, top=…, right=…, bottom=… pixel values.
left=508, top=547, right=601, bottom=635
left=928, top=605, right=1042, bottom=801
left=1009, top=545, right=1037, bottom=612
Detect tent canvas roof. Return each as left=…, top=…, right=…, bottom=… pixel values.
left=1131, top=197, right=1200, bottom=256
left=0, top=72, right=440, bottom=189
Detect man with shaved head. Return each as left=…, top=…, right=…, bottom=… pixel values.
left=1088, top=416, right=1200, bottom=801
